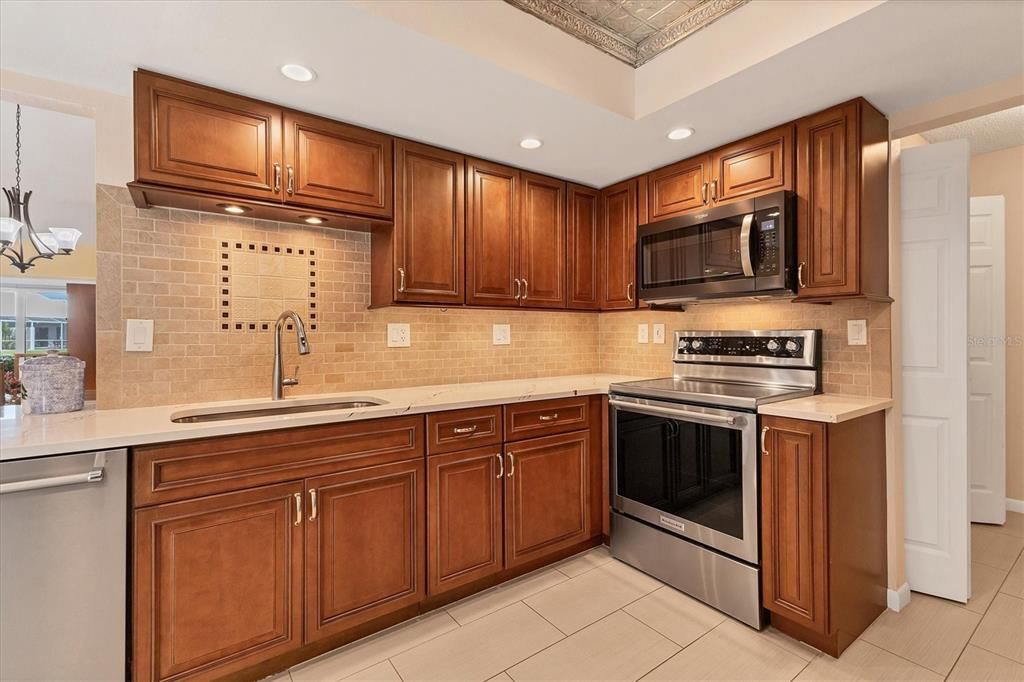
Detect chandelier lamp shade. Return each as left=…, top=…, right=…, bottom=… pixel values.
left=1, top=104, right=83, bottom=272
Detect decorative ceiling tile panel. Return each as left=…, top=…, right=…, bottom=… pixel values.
left=505, top=0, right=748, bottom=67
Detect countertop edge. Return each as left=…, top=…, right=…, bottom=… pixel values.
left=757, top=396, right=894, bottom=423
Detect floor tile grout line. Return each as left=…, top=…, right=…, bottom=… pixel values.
left=520, top=598, right=574, bottom=638
left=851, top=637, right=949, bottom=679
left=637, top=621, right=729, bottom=680
left=963, top=639, right=1024, bottom=669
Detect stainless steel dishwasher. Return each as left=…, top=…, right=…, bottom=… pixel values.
left=0, top=448, right=127, bottom=681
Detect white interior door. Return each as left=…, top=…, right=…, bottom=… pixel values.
left=969, top=196, right=1006, bottom=524
left=901, top=139, right=970, bottom=603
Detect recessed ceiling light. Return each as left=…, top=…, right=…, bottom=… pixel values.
left=520, top=138, right=543, bottom=150
left=667, top=127, right=694, bottom=140
left=217, top=203, right=250, bottom=215
left=280, top=64, right=316, bottom=82
left=303, top=216, right=325, bottom=225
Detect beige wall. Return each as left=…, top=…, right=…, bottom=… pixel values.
left=970, top=145, right=1024, bottom=501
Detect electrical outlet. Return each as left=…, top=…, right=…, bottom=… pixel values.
left=387, top=323, right=411, bottom=348
left=847, top=319, right=867, bottom=346
left=637, top=324, right=649, bottom=344
left=653, top=324, right=666, bottom=344
left=493, top=324, right=511, bottom=345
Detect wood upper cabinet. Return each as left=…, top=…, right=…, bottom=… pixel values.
left=134, top=70, right=284, bottom=202
left=133, top=482, right=304, bottom=682
left=648, top=154, right=710, bottom=221
left=600, top=177, right=641, bottom=309
left=505, top=430, right=590, bottom=568
left=566, top=184, right=601, bottom=309
left=466, top=159, right=520, bottom=307
left=372, top=140, right=464, bottom=306
left=304, top=459, right=425, bottom=644
left=519, top=172, right=567, bottom=308
left=710, top=124, right=793, bottom=204
left=282, top=111, right=393, bottom=218
left=427, top=446, right=504, bottom=595
left=796, top=99, right=890, bottom=302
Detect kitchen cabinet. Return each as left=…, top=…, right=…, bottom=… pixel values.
left=466, top=158, right=520, bottom=307
left=305, top=460, right=425, bottom=644
left=519, top=172, right=567, bottom=308
left=600, top=176, right=644, bottom=309
left=427, top=446, right=505, bottom=595
left=760, top=412, right=887, bottom=657
left=795, top=99, right=890, bottom=302
left=566, top=184, right=601, bottom=309
left=427, top=406, right=503, bottom=455
left=648, top=154, right=710, bottom=221
left=710, top=124, right=793, bottom=204
left=372, top=140, right=465, bottom=306
left=133, top=482, right=304, bottom=682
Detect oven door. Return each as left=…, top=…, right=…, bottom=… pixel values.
left=610, top=395, right=759, bottom=564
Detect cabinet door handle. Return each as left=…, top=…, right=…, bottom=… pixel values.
left=761, top=426, right=770, bottom=457
left=308, top=488, right=318, bottom=521
left=453, top=425, right=478, bottom=435
left=273, top=163, right=282, bottom=193
left=710, top=180, right=718, bottom=203
left=398, top=267, right=406, bottom=293
left=626, top=282, right=634, bottom=302
left=538, top=413, right=559, bottom=422
left=506, top=452, right=515, bottom=478
left=521, top=278, right=528, bottom=302
left=495, top=453, right=504, bottom=479
left=293, top=492, right=303, bottom=526
left=286, top=165, right=295, bottom=195
left=701, top=182, right=708, bottom=205
left=797, top=262, right=806, bottom=289
left=514, top=278, right=521, bottom=300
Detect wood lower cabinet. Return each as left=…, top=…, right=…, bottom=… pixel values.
left=466, top=158, right=520, bottom=307
left=519, top=172, right=567, bottom=308
left=566, top=184, right=601, bottom=309
left=600, top=177, right=641, bottom=309
left=760, top=412, right=887, bottom=657
left=427, top=447, right=505, bottom=595
left=372, top=140, right=465, bottom=306
left=795, top=99, right=889, bottom=302
left=305, top=460, right=425, bottom=644
left=133, top=482, right=304, bottom=682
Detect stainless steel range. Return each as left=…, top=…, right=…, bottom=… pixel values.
left=608, top=329, right=822, bottom=629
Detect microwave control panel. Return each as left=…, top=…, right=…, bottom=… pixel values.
left=755, top=216, right=780, bottom=276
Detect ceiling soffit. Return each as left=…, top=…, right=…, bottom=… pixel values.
left=504, top=0, right=748, bottom=67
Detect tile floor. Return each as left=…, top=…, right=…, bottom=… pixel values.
left=275, top=512, right=1024, bottom=681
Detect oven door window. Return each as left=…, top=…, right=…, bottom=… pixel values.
left=640, top=215, right=747, bottom=291
left=616, top=410, right=744, bottom=539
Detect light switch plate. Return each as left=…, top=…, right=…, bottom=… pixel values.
left=125, top=319, right=154, bottom=352
left=637, top=323, right=649, bottom=344
left=492, top=324, right=511, bottom=346
left=387, top=323, right=411, bottom=348
left=653, top=323, right=666, bottom=344
left=847, top=319, right=868, bottom=346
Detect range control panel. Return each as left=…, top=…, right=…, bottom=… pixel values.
left=673, top=330, right=819, bottom=366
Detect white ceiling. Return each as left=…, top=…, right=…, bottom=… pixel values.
left=0, top=0, right=1022, bottom=188
left=921, top=106, right=1024, bottom=156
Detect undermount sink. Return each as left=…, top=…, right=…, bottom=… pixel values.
left=170, top=398, right=386, bottom=423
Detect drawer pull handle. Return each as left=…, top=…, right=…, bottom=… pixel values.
left=308, top=488, right=317, bottom=521
left=506, top=452, right=515, bottom=478
left=495, top=453, right=504, bottom=479
left=293, top=492, right=302, bottom=526
left=453, top=425, right=478, bottom=435
left=538, top=413, right=559, bottom=422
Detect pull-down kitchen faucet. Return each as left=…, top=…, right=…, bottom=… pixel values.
left=272, top=310, right=310, bottom=400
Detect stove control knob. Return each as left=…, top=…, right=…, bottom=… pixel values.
left=766, top=339, right=780, bottom=352
left=785, top=339, right=800, bottom=353
left=679, top=339, right=691, bottom=350
left=691, top=339, right=704, bottom=351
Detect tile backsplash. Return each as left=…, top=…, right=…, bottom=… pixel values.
left=96, top=184, right=891, bottom=409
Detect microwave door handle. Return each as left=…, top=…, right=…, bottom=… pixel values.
left=740, top=213, right=755, bottom=277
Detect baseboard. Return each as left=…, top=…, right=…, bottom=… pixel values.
left=1007, top=498, right=1024, bottom=513
left=887, top=582, right=911, bottom=612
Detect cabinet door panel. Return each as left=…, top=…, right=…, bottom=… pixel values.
left=567, top=184, right=600, bottom=309
left=394, top=140, right=465, bottom=303
left=467, top=159, right=519, bottom=306
left=796, top=103, right=859, bottom=297
left=505, top=432, right=590, bottom=568
left=283, top=111, right=393, bottom=218
left=648, top=156, right=708, bottom=220
left=761, top=416, right=829, bottom=635
left=600, top=178, right=638, bottom=310
left=519, top=172, right=567, bottom=308
left=133, top=483, right=303, bottom=682
left=428, top=447, right=504, bottom=595
left=713, top=125, right=792, bottom=203
left=135, top=71, right=283, bottom=201
left=305, top=460, right=425, bottom=644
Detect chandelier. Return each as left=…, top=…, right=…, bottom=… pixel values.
left=1, top=104, right=82, bottom=272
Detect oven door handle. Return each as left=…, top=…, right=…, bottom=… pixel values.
left=609, top=399, right=737, bottom=426
left=739, top=212, right=755, bottom=277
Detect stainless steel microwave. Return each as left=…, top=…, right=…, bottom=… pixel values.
left=636, top=190, right=795, bottom=304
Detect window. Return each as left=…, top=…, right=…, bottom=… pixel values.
left=0, top=287, right=69, bottom=355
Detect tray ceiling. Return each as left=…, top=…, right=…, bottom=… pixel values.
left=504, top=0, right=748, bottom=67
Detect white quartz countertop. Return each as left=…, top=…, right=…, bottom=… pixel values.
left=0, top=374, right=645, bottom=462
left=757, top=394, right=893, bottom=423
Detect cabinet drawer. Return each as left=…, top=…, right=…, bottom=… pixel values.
left=427, top=406, right=503, bottom=455
left=134, top=415, right=424, bottom=506
left=504, top=397, right=590, bottom=442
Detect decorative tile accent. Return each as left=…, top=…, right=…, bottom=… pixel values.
left=220, top=240, right=318, bottom=333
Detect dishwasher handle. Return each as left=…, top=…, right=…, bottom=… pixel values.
left=0, top=453, right=106, bottom=495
